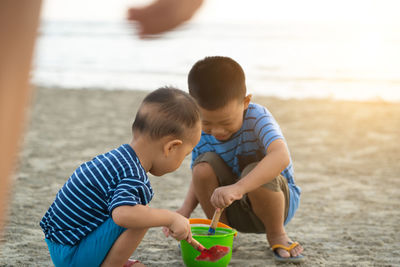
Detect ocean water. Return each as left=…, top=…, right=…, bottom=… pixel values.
left=33, top=20, right=400, bottom=102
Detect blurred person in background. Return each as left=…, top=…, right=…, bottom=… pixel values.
left=0, top=0, right=204, bottom=236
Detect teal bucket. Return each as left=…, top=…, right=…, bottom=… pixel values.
left=180, top=218, right=237, bottom=267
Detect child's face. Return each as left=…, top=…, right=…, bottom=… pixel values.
left=150, top=122, right=201, bottom=176
left=199, top=96, right=250, bottom=141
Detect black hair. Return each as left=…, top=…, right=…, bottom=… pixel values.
left=188, top=56, right=246, bottom=110
left=132, top=87, right=200, bottom=139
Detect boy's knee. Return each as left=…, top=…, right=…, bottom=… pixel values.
left=192, top=162, right=215, bottom=180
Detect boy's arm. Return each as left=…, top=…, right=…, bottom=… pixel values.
left=112, top=204, right=191, bottom=241
left=211, top=139, right=290, bottom=208
left=177, top=179, right=199, bottom=218
left=236, top=138, right=290, bottom=193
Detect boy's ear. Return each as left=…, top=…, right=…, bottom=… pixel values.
left=243, top=94, right=252, bottom=109
left=163, top=139, right=183, bottom=156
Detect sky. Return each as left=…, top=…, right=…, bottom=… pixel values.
left=41, top=0, right=400, bottom=25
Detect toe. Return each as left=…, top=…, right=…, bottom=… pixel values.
left=290, top=243, right=303, bottom=257
left=277, top=248, right=291, bottom=258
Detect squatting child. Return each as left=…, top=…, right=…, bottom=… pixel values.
left=176, top=56, right=304, bottom=262
left=40, top=87, right=201, bottom=267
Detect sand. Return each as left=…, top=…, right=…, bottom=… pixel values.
left=1, top=87, right=399, bottom=266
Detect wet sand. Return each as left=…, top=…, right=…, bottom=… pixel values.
left=1, top=87, right=399, bottom=266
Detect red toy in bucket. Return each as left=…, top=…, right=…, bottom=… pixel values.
left=187, top=237, right=230, bottom=262
left=180, top=218, right=237, bottom=267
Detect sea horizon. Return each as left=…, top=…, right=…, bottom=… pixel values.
left=32, top=19, right=400, bottom=102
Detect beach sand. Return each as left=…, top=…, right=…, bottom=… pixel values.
left=1, top=87, right=399, bottom=266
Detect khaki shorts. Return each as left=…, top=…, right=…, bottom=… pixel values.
left=193, top=152, right=290, bottom=233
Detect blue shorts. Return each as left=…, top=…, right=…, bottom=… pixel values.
left=45, top=218, right=126, bottom=267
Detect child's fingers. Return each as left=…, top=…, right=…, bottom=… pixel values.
left=169, top=230, right=178, bottom=240
left=218, top=194, right=230, bottom=208
left=169, top=229, right=184, bottom=241
left=174, top=232, right=185, bottom=241
left=211, top=186, right=236, bottom=208
left=162, top=226, right=170, bottom=237
left=221, top=195, right=229, bottom=207
left=225, top=195, right=235, bottom=206
left=211, top=193, right=224, bottom=208
left=210, top=190, right=221, bottom=207
left=186, top=228, right=192, bottom=243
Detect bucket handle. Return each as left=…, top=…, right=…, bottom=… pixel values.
left=189, top=218, right=237, bottom=236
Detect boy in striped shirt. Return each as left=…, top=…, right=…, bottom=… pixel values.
left=176, top=56, right=304, bottom=262
left=40, top=87, right=201, bottom=267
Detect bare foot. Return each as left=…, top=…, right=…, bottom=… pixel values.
left=267, top=233, right=303, bottom=258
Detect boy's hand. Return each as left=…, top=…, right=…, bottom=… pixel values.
left=162, top=207, right=192, bottom=238
left=167, top=212, right=192, bottom=242
left=211, top=184, right=243, bottom=208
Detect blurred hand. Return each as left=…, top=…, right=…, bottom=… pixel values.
left=166, top=212, right=192, bottom=242
left=127, top=0, right=204, bottom=37
left=211, top=184, right=243, bottom=209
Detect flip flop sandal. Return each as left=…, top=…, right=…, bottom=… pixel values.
left=271, top=241, right=305, bottom=263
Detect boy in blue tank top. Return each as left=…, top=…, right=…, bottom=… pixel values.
left=40, top=87, right=201, bottom=267
left=175, top=56, right=304, bottom=262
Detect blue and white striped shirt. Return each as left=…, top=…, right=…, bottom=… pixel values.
left=192, top=102, right=297, bottom=185
left=40, top=144, right=153, bottom=246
